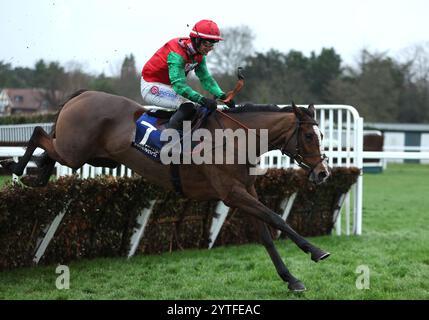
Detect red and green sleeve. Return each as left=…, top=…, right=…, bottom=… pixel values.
left=167, top=52, right=225, bottom=103
left=167, top=52, right=204, bottom=103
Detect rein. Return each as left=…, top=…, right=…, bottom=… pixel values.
left=215, top=109, right=327, bottom=172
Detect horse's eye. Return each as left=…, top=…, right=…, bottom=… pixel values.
left=305, top=133, right=313, bottom=140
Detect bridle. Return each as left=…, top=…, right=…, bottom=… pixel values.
left=214, top=109, right=328, bottom=173
left=277, top=119, right=328, bottom=173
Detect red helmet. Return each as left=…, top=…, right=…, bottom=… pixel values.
left=189, top=19, right=223, bottom=41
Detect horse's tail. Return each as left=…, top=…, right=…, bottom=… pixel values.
left=50, top=89, right=88, bottom=138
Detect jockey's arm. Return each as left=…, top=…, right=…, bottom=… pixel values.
left=195, top=56, right=225, bottom=99
left=167, top=52, right=204, bottom=104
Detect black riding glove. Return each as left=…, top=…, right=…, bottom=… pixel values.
left=201, top=97, right=218, bottom=112
left=224, top=99, right=236, bottom=108
left=219, top=93, right=235, bottom=108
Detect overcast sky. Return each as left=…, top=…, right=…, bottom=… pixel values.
left=1, top=0, right=428, bottom=76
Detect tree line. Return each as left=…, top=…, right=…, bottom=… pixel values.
left=206, top=26, right=429, bottom=123
left=0, top=54, right=141, bottom=107
left=1, top=25, right=429, bottom=123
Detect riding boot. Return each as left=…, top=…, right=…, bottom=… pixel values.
left=167, top=102, right=196, bottom=131
left=167, top=109, right=186, bottom=131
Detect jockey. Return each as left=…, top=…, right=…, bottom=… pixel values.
left=140, top=19, right=235, bottom=130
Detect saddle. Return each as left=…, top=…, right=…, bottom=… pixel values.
left=132, top=107, right=211, bottom=162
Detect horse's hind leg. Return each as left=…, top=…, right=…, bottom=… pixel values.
left=37, top=154, right=56, bottom=185
left=21, top=152, right=56, bottom=187
left=1, top=126, right=62, bottom=186
left=0, top=126, right=54, bottom=176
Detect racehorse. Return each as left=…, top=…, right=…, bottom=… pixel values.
left=1, top=88, right=331, bottom=292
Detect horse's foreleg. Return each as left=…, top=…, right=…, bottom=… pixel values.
left=224, top=184, right=330, bottom=263
left=35, top=150, right=56, bottom=182
left=247, top=187, right=305, bottom=291
left=250, top=216, right=306, bottom=291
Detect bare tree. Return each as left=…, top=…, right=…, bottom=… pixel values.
left=63, top=61, right=92, bottom=95
left=207, top=25, right=255, bottom=75
left=398, top=43, right=429, bottom=122
left=399, top=42, right=429, bottom=83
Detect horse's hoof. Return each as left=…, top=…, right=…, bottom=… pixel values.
left=0, top=159, right=17, bottom=173
left=311, top=247, right=331, bottom=262
left=288, top=280, right=306, bottom=292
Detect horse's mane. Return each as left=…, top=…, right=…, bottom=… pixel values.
left=224, top=103, right=313, bottom=117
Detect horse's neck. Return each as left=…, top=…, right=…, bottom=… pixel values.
left=213, top=111, right=297, bottom=157
left=220, top=111, right=296, bottom=145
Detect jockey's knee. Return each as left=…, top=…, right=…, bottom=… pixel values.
left=167, top=102, right=196, bottom=130
left=178, top=102, right=196, bottom=116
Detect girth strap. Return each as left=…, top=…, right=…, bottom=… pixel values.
left=170, top=164, right=184, bottom=196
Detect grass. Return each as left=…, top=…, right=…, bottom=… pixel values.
left=0, top=175, right=12, bottom=188
left=0, top=164, right=428, bottom=299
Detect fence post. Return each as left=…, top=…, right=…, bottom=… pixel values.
left=355, top=117, right=364, bottom=235
left=333, top=192, right=348, bottom=235
left=208, top=201, right=230, bottom=249
left=33, top=199, right=72, bottom=264
left=276, top=192, right=297, bottom=238
left=128, top=200, right=156, bottom=258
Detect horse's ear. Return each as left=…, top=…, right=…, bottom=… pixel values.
left=308, top=104, right=315, bottom=118
left=292, top=101, right=303, bottom=119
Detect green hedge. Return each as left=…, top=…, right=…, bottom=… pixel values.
left=0, top=113, right=56, bottom=125
left=213, top=167, right=360, bottom=245
left=0, top=167, right=359, bottom=270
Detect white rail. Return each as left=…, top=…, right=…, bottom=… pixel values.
left=0, top=123, right=53, bottom=142
left=363, top=151, right=429, bottom=159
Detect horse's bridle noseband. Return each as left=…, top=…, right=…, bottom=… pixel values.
left=278, top=119, right=328, bottom=173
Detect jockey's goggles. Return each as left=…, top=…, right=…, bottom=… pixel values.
left=201, top=39, right=218, bottom=48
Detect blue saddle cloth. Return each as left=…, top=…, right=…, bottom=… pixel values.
left=132, top=113, right=165, bottom=161
left=132, top=107, right=211, bottom=162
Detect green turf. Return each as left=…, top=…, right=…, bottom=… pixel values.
left=0, top=164, right=428, bottom=299
left=0, top=175, right=12, bottom=188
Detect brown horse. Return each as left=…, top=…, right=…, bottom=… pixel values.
left=1, top=90, right=331, bottom=292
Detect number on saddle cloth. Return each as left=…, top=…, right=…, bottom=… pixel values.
left=133, top=113, right=165, bottom=161
left=134, top=113, right=165, bottom=148
left=132, top=107, right=212, bottom=161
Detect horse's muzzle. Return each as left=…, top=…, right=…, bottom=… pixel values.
left=309, top=161, right=330, bottom=185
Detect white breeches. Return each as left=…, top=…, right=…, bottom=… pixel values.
left=140, top=77, right=192, bottom=110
